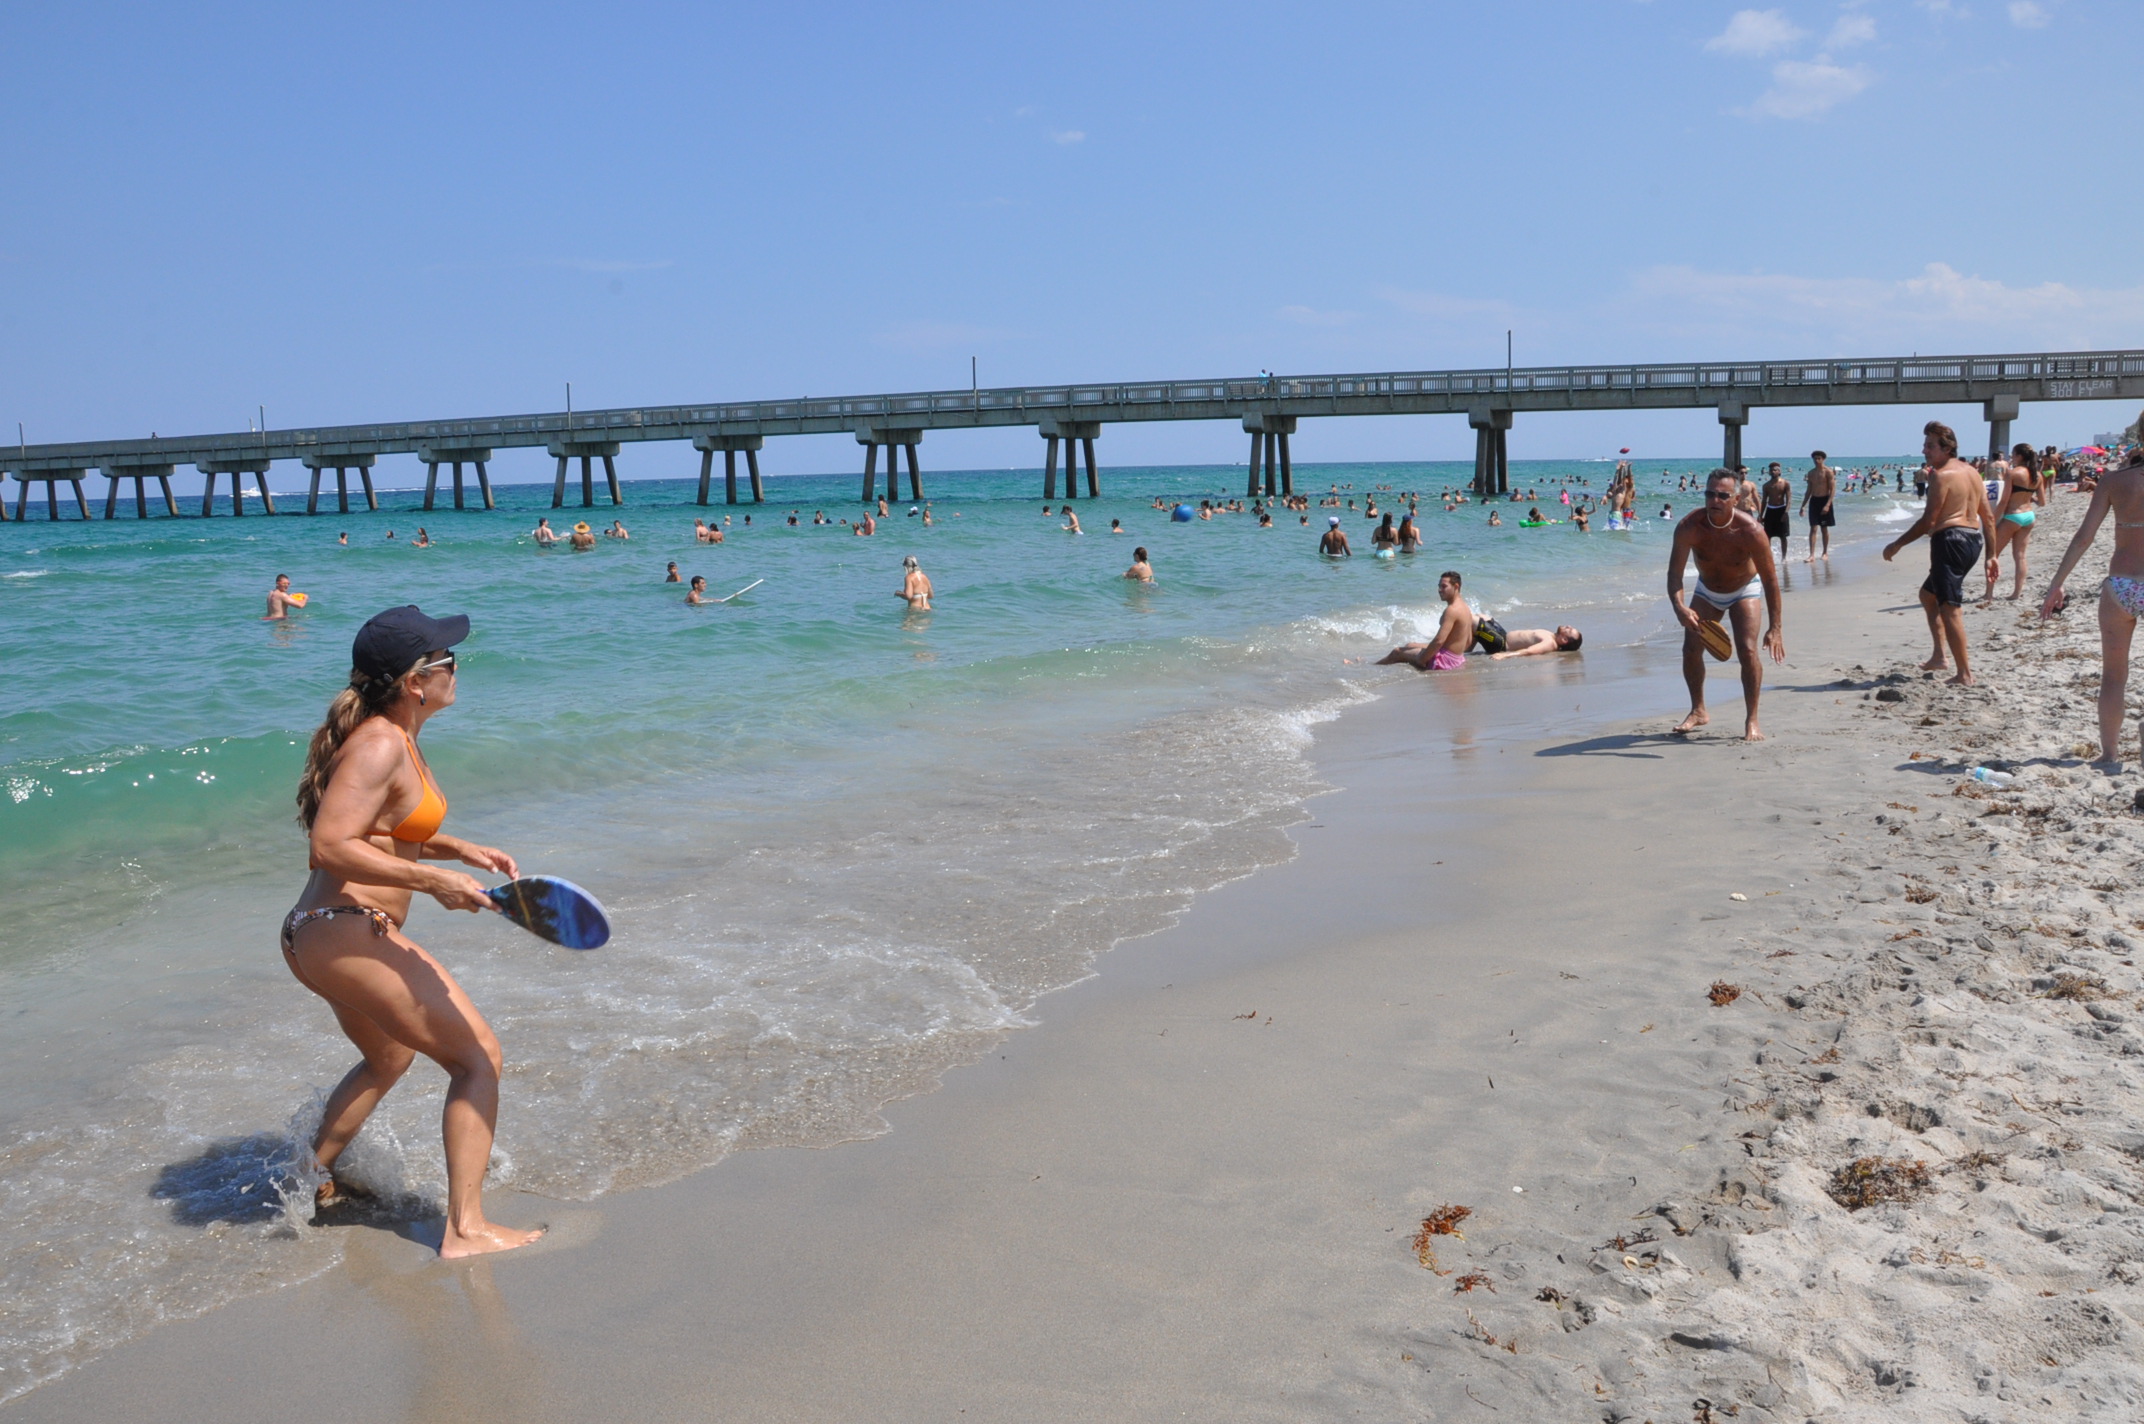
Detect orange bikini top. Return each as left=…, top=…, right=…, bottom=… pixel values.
left=388, top=727, right=447, bottom=843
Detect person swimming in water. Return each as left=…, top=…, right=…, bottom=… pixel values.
left=686, top=575, right=710, bottom=604
left=1318, top=516, right=1352, bottom=557
left=532, top=518, right=557, bottom=546
left=665, top=562, right=681, bottom=583
left=1124, top=546, right=1153, bottom=582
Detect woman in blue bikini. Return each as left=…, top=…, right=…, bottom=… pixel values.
left=2041, top=428, right=2144, bottom=770
left=1985, top=444, right=2044, bottom=603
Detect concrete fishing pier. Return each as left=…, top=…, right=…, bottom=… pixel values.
left=4, top=349, right=2137, bottom=520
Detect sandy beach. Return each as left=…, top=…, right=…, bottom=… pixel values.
left=12, top=491, right=2144, bottom=1423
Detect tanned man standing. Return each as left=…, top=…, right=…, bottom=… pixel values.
left=1667, top=469, right=1786, bottom=741
left=1884, top=421, right=1998, bottom=686
left=1799, top=450, right=1837, bottom=562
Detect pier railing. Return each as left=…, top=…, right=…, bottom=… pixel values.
left=7, top=348, right=2142, bottom=477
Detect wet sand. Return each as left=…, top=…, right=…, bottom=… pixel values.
left=13, top=499, right=2144, bottom=1423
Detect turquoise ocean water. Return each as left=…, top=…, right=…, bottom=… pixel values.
left=0, top=457, right=1915, bottom=1399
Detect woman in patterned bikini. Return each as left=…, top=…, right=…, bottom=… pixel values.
left=284, top=605, right=543, bottom=1258
left=2042, top=423, right=2144, bottom=771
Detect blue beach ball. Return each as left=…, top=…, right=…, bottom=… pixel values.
left=1171, top=504, right=1194, bottom=522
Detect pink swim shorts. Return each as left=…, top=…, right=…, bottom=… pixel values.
left=1430, top=649, right=1466, bottom=671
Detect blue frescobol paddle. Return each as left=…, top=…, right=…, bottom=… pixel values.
left=487, top=876, right=611, bottom=950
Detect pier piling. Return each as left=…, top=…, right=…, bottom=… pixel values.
left=305, top=453, right=381, bottom=514
left=1719, top=403, right=1747, bottom=473
left=855, top=427, right=923, bottom=503
left=1985, top=394, right=2020, bottom=459
left=1241, top=414, right=1294, bottom=499
left=100, top=464, right=177, bottom=518
left=195, top=459, right=271, bottom=516
left=1467, top=409, right=1512, bottom=495
left=8, top=470, right=91, bottom=520
left=691, top=434, right=765, bottom=505
left=1038, top=420, right=1099, bottom=500
left=546, top=442, right=623, bottom=507
left=417, top=447, right=495, bottom=512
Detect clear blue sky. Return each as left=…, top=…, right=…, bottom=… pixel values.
left=4, top=1, right=2139, bottom=484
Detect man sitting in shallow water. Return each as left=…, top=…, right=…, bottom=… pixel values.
left=1374, top=570, right=1476, bottom=670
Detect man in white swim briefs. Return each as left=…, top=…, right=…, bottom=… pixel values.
left=1666, top=468, right=1786, bottom=741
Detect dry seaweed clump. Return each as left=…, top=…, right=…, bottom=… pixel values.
left=1410, top=1203, right=1472, bottom=1268
left=1708, top=981, right=1742, bottom=1007
left=1826, top=1156, right=1933, bottom=1211
left=2041, top=972, right=2112, bottom=1001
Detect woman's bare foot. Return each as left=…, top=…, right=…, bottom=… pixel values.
left=440, top=1220, right=547, bottom=1259
left=1743, top=721, right=1766, bottom=742
left=1920, top=656, right=1948, bottom=671
left=1672, top=708, right=1709, bottom=734
left=315, top=1174, right=373, bottom=1210
left=1946, top=672, right=1976, bottom=687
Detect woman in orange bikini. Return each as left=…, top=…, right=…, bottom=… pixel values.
left=285, top=605, right=542, bottom=1258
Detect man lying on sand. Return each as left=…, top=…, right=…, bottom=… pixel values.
left=1375, top=571, right=1476, bottom=670
left=1666, top=468, right=1785, bottom=740
left=1486, top=625, right=1583, bottom=658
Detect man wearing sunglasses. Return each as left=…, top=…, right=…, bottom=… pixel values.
left=1667, top=468, right=1786, bottom=741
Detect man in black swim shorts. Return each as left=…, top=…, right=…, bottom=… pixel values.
left=1882, top=422, right=1998, bottom=685
left=1799, top=450, right=1837, bottom=563
left=1759, top=463, right=1793, bottom=561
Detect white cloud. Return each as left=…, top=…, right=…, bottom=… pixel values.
left=1824, top=13, right=1878, bottom=49
left=1047, top=129, right=1085, bottom=145
left=1617, top=262, right=2144, bottom=352
left=1278, top=305, right=1360, bottom=328
left=1744, top=59, right=1873, bottom=119
left=1915, top=0, right=1967, bottom=16
left=1705, top=9, right=1807, bottom=57
left=2008, top=1, right=2050, bottom=28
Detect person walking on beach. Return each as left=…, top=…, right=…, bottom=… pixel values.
left=2040, top=431, right=2144, bottom=770
left=264, top=574, right=303, bottom=621
left=898, top=555, right=933, bottom=610
left=285, top=606, right=542, bottom=1258
left=1373, top=571, right=1476, bottom=670
left=1667, top=469, right=1786, bottom=740
left=1760, top=463, right=1793, bottom=562
left=1884, top=422, right=1997, bottom=686
left=1319, top=516, right=1352, bottom=557
left=1800, top=452, right=1837, bottom=562
left=1985, top=444, right=2043, bottom=603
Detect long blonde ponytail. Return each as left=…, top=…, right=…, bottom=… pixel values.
left=296, top=659, right=422, bottom=829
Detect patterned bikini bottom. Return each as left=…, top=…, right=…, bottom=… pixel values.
left=281, top=904, right=395, bottom=955
left=2105, top=577, right=2144, bottom=618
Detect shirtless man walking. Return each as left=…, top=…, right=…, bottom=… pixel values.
left=1667, top=469, right=1786, bottom=740
left=1799, top=451, right=1837, bottom=562
left=1374, top=570, right=1477, bottom=670
left=1759, top=462, right=1794, bottom=562
left=1883, top=421, right=1998, bottom=685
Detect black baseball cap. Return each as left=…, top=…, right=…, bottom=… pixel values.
left=352, top=605, right=469, bottom=682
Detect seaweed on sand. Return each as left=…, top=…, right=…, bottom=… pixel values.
left=1826, top=1156, right=1933, bottom=1211
left=1410, top=1203, right=1472, bottom=1269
